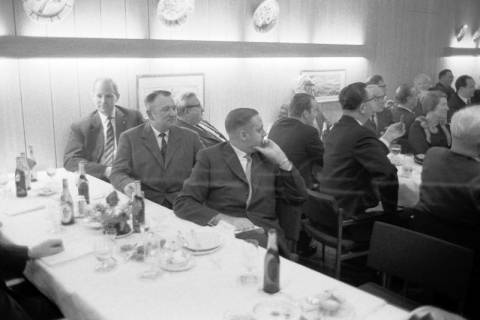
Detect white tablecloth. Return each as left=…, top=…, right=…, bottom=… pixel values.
left=0, top=169, right=408, bottom=320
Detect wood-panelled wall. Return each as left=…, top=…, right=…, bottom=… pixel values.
left=1, top=0, right=480, bottom=171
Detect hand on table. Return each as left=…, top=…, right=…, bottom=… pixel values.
left=29, top=239, right=63, bottom=259
left=216, top=214, right=256, bottom=232
left=123, top=182, right=136, bottom=198
left=408, top=306, right=466, bottom=320
left=254, top=139, right=292, bottom=170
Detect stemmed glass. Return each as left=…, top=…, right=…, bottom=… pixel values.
left=94, top=235, right=116, bottom=272
left=239, top=239, right=260, bottom=285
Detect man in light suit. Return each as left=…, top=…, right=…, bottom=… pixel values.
left=363, top=84, right=394, bottom=137
left=175, top=92, right=227, bottom=148
left=63, top=78, right=144, bottom=180
left=110, top=90, right=203, bottom=209
left=174, top=108, right=307, bottom=250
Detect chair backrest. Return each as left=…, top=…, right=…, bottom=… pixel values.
left=303, top=189, right=341, bottom=233
left=368, top=222, right=474, bottom=302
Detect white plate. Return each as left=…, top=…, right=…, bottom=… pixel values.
left=37, top=188, right=57, bottom=197
left=185, top=243, right=222, bottom=256
left=253, top=299, right=301, bottom=320
left=85, top=221, right=102, bottom=230
left=160, top=258, right=195, bottom=272
left=183, top=231, right=222, bottom=252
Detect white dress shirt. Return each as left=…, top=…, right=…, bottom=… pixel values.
left=230, top=143, right=249, bottom=175
left=151, top=125, right=169, bottom=151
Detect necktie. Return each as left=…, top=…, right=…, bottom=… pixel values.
left=244, top=154, right=252, bottom=207
left=159, top=132, right=167, bottom=161
left=103, top=116, right=115, bottom=166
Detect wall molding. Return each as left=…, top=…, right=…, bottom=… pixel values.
left=0, top=36, right=372, bottom=58
left=443, top=47, right=480, bottom=56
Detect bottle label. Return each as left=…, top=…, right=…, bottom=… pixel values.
left=264, top=253, right=280, bottom=293
left=61, top=203, right=73, bottom=223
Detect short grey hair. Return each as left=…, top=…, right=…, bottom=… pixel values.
left=451, top=105, right=480, bottom=145
left=144, top=90, right=172, bottom=112
left=177, top=92, right=199, bottom=116
left=92, top=78, right=120, bottom=98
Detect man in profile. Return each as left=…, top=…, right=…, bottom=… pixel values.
left=176, top=92, right=227, bottom=148
left=110, top=90, right=202, bottom=209
left=317, top=82, right=404, bottom=240
left=431, top=69, right=455, bottom=100
left=63, top=78, right=144, bottom=180
left=174, top=108, right=307, bottom=247
left=448, top=75, right=475, bottom=121
left=391, top=83, right=418, bottom=153
left=363, top=84, right=393, bottom=137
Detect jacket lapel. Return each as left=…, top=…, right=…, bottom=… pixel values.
left=164, top=126, right=180, bottom=168
left=89, top=112, right=104, bottom=162
left=141, top=122, right=164, bottom=167
left=115, top=106, right=127, bottom=141
left=222, top=144, right=248, bottom=184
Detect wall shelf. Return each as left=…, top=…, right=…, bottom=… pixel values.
left=443, top=47, right=480, bottom=56
left=0, top=36, right=371, bottom=58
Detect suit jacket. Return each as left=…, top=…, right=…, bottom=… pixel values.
left=268, top=118, right=323, bottom=188
left=391, top=105, right=416, bottom=153
left=110, top=123, right=203, bottom=207
left=318, top=115, right=398, bottom=217
left=431, top=82, right=455, bottom=100
left=63, top=106, right=144, bottom=179
left=447, top=92, right=468, bottom=122
left=414, top=148, right=480, bottom=251
left=364, top=108, right=394, bottom=137
left=174, top=142, right=307, bottom=235
left=176, top=119, right=225, bottom=148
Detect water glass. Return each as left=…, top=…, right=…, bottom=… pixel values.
left=239, top=239, right=260, bottom=285
left=139, top=232, right=162, bottom=280
left=94, top=236, right=116, bottom=272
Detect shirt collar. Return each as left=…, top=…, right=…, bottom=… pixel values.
left=458, top=94, right=468, bottom=104
left=98, top=109, right=116, bottom=124
left=151, top=124, right=169, bottom=138
left=397, top=105, right=414, bottom=114
left=230, top=143, right=248, bottom=159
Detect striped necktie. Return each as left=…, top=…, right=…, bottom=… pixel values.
left=102, top=116, right=115, bottom=166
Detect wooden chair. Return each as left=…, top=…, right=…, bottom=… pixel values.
left=359, top=222, right=474, bottom=313
left=302, top=189, right=383, bottom=279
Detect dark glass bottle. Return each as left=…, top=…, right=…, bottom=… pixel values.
left=263, top=229, right=280, bottom=294
left=15, top=157, right=27, bottom=198
left=60, top=178, right=75, bottom=225
left=131, top=180, right=145, bottom=233
left=20, top=152, right=31, bottom=190
left=77, top=161, right=90, bottom=204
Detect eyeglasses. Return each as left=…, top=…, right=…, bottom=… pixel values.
left=364, top=95, right=385, bottom=103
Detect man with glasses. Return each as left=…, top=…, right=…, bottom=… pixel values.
left=363, top=84, right=394, bottom=137
left=176, top=92, right=227, bottom=148
left=110, top=90, right=203, bottom=209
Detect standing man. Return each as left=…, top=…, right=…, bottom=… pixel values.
left=175, top=92, right=226, bottom=147
left=174, top=108, right=307, bottom=249
left=110, top=90, right=202, bottom=209
left=363, top=84, right=394, bottom=137
left=448, top=75, right=475, bottom=121
left=63, top=78, right=144, bottom=180
left=431, top=69, right=455, bottom=100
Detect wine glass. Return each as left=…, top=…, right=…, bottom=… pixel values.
left=239, top=239, right=260, bottom=286
left=94, top=236, right=116, bottom=272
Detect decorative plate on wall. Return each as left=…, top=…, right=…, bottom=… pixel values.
left=253, top=0, right=279, bottom=33
left=23, top=0, right=74, bottom=23
left=157, top=0, right=195, bottom=27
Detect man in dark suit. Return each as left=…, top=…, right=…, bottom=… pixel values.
left=110, top=90, right=203, bottom=209
left=63, top=78, right=144, bottom=180
left=391, top=83, right=418, bottom=153
left=317, top=83, right=404, bottom=240
left=1, top=237, right=63, bottom=320
left=174, top=108, right=307, bottom=247
left=447, top=75, right=475, bottom=122
left=176, top=92, right=226, bottom=148
left=431, top=69, right=455, bottom=100
left=268, top=93, right=323, bottom=188
left=363, top=84, right=394, bottom=137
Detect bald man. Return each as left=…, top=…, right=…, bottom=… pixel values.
left=64, top=78, right=144, bottom=180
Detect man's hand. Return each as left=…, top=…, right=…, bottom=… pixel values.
left=254, top=139, right=292, bottom=170
left=123, top=182, right=136, bottom=198
left=216, top=214, right=256, bottom=232
left=28, top=239, right=63, bottom=259
left=381, top=121, right=406, bottom=145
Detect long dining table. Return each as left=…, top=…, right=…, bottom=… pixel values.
left=0, top=169, right=409, bottom=320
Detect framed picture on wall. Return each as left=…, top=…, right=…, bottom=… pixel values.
left=136, top=73, right=205, bottom=117
left=300, top=70, right=346, bottom=102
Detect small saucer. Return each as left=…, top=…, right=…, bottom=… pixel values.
left=160, top=258, right=195, bottom=272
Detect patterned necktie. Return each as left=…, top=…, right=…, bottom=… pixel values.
left=244, top=154, right=252, bottom=207
left=103, top=116, right=115, bottom=166
left=159, top=132, right=167, bottom=160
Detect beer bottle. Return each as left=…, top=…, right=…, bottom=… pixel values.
left=15, top=157, right=27, bottom=197
left=263, top=229, right=280, bottom=294
left=28, top=145, right=38, bottom=182
left=131, top=181, right=145, bottom=233
left=20, top=152, right=31, bottom=190
left=60, top=178, right=74, bottom=225
left=77, top=161, right=90, bottom=204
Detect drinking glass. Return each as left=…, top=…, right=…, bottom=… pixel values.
left=389, top=144, right=402, bottom=166
left=239, top=239, right=260, bottom=285
left=46, top=200, right=63, bottom=234
left=94, top=236, right=116, bottom=272
left=0, top=173, right=9, bottom=198
left=139, top=232, right=162, bottom=279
